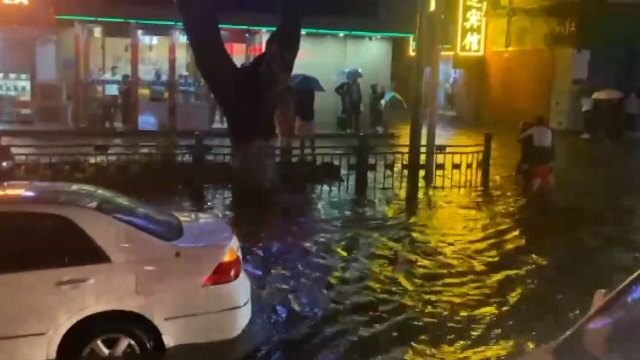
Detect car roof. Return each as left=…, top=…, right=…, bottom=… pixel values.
left=0, top=181, right=107, bottom=208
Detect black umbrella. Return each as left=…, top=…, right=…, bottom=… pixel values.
left=290, top=74, right=325, bottom=92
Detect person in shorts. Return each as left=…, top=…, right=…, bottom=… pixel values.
left=295, top=89, right=316, bottom=158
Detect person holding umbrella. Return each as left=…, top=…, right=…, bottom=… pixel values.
left=290, top=74, right=324, bottom=159
left=335, top=68, right=363, bottom=133
left=592, top=88, right=625, bottom=138
left=381, top=89, right=408, bottom=125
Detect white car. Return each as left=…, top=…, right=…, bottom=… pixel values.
left=0, top=182, right=251, bottom=360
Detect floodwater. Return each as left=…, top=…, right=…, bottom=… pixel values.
left=165, top=124, right=640, bottom=359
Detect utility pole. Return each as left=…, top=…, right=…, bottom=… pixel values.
left=406, top=0, right=427, bottom=214
left=406, top=0, right=440, bottom=213
left=424, top=2, right=441, bottom=188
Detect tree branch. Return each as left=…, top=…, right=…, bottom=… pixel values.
left=177, top=0, right=237, bottom=107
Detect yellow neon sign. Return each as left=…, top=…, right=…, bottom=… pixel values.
left=429, top=0, right=437, bottom=12
left=456, top=0, right=487, bottom=56
left=2, top=0, right=29, bottom=4
left=409, top=35, right=417, bottom=57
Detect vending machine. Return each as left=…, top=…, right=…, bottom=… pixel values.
left=0, top=73, right=32, bottom=122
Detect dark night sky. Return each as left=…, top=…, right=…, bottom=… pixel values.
left=117, top=0, right=380, bottom=17
left=216, top=0, right=377, bottom=16
left=50, top=0, right=415, bottom=33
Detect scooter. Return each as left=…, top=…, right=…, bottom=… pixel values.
left=519, top=163, right=554, bottom=196
left=529, top=164, right=554, bottom=195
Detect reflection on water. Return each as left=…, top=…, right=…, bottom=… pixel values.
left=165, top=125, right=640, bottom=359
left=228, top=186, right=538, bottom=359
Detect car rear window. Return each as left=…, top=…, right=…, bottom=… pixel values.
left=94, top=192, right=184, bottom=242
left=0, top=184, right=184, bottom=242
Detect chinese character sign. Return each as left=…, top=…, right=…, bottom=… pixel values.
left=457, top=0, right=487, bottom=56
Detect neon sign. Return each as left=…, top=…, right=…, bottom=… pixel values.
left=2, top=0, right=29, bottom=4
left=456, top=0, right=487, bottom=56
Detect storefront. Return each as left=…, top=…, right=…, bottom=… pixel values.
left=0, top=0, right=413, bottom=131
left=0, top=0, right=70, bottom=127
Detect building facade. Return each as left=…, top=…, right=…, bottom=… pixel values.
left=0, top=0, right=414, bottom=131
left=422, top=0, right=591, bottom=131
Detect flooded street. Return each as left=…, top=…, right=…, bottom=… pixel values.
left=164, top=124, right=640, bottom=359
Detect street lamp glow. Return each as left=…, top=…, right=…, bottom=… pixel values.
left=2, top=0, right=29, bottom=4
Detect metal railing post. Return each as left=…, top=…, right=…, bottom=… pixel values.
left=355, top=134, right=370, bottom=197
left=482, top=133, right=492, bottom=190
left=190, top=132, right=206, bottom=210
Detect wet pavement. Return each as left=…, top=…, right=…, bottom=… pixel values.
left=156, top=124, right=640, bottom=359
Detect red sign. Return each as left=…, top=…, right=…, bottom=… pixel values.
left=0, top=0, right=53, bottom=26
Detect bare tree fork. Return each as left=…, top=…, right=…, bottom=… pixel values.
left=178, top=0, right=301, bottom=148
left=178, top=0, right=301, bottom=191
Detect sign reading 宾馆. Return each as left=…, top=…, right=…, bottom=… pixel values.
left=456, top=0, right=487, bottom=56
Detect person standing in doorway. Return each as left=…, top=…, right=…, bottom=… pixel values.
left=119, top=74, right=132, bottom=130
left=335, top=77, right=363, bottom=133
left=581, top=92, right=594, bottom=139
left=101, top=66, right=120, bottom=129
left=149, top=70, right=166, bottom=102
left=295, top=88, right=316, bottom=158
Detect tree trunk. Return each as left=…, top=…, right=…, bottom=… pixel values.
left=178, top=0, right=301, bottom=190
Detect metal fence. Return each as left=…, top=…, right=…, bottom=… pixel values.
left=1, top=132, right=491, bottom=194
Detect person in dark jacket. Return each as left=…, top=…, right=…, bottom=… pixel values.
left=149, top=70, right=166, bottom=102
left=294, top=89, right=315, bottom=157
left=119, top=74, right=132, bottom=129
left=335, top=78, right=363, bottom=133
left=369, top=84, right=385, bottom=133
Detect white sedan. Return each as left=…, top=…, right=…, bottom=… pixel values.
left=0, top=182, right=251, bottom=359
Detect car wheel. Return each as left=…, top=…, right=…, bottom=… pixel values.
left=58, top=320, right=159, bottom=359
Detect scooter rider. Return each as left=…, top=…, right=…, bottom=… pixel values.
left=518, top=116, right=555, bottom=169
left=518, top=116, right=555, bottom=193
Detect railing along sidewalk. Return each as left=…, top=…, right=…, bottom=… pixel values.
left=1, top=132, right=492, bottom=192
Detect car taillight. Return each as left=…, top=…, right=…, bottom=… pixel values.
left=202, top=248, right=242, bottom=287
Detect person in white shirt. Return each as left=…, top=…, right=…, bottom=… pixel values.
left=519, top=116, right=555, bottom=167
left=101, top=66, right=120, bottom=129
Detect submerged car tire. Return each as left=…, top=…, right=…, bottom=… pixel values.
left=57, top=319, right=161, bottom=359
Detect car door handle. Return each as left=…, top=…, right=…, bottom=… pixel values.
left=55, top=278, right=92, bottom=287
